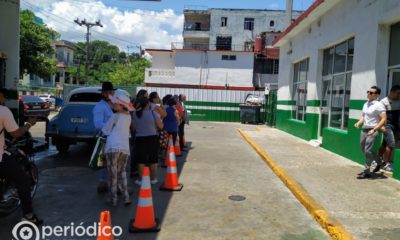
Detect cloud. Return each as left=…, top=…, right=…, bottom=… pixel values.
left=22, top=0, right=184, bottom=51
left=268, top=3, right=280, bottom=10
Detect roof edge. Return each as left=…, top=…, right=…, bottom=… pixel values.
left=272, top=0, right=325, bottom=47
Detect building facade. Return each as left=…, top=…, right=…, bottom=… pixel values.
left=146, top=8, right=302, bottom=90
left=273, top=0, right=400, bottom=178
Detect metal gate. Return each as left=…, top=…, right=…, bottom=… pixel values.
left=137, top=86, right=266, bottom=122
left=264, top=90, right=277, bottom=126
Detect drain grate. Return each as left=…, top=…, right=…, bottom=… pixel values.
left=228, top=195, right=246, bottom=201
left=41, top=166, right=90, bottom=177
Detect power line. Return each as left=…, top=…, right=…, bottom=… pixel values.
left=22, top=0, right=141, bottom=46
left=74, top=18, right=103, bottom=83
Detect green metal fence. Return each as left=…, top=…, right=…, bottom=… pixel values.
left=264, top=90, right=277, bottom=127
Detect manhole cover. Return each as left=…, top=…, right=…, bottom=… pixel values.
left=228, top=195, right=246, bottom=201
left=41, top=167, right=90, bottom=177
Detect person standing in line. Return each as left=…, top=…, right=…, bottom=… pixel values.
left=163, top=98, right=181, bottom=145
left=128, top=89, right=149, bottom=177
left=149, top=92, right=167, bottom=119
left=354, top=86, right=387, bottom=179
left=132, top=97, right=163, bottom=185
left=93, top=82, right=115, bottom=193
left=377, top=85, right=400, bottom=172
left=102, top=91, right=134, bottom=206
left=178, top=94, right=188, bottom=150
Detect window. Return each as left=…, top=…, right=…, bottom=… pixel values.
left=389, top=22, right=400, bottom=67
left=292, top=58, right=309, bottom=121
left=269, top=20, right=275, bottom=27
left=321, top=38, right=354, bottom=130
left=222, top=55, right=236, bottom=61
left=69, top=93, right=103, bottom=103
left=216, top=36, right=232, bottom=50
left=244, top=18, right=254, bottom=30
left=254, top=59, right=279, bottom=74
left=221, top=17, right=227, bottom=27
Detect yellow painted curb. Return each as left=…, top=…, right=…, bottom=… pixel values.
left=237, top=128, right=353, bottom=240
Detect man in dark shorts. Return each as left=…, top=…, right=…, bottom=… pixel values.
left=377, top=85, right=400, bottom=172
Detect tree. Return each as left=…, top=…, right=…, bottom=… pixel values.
left=108, top=58, right=150, bottom=85
left=19, top=10, right=60, bottom=79
left=73, top=40, right=150, bottom=85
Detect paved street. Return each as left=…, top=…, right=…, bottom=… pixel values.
left=0, top=121, right=328, bottom=240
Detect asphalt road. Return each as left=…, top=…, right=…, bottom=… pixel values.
left=0, top=121, right=328, bottom=240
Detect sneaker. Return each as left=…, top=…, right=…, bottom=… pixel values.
left=134, top=180, right=141, bottom=186
left=373, top=163, right=383, bottom=173
left=22, top=213, right=43, bottom=225
left=384, top=163, right=393, bottom=172
left=151, top=179, right=158, bottom=185
left=124, top=200, right=132, bottom=206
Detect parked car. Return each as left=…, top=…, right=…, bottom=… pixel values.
left=46, top=87, right=131, bottom=153
left=20, top=95, right=51, bottom=121
left=38, top=94, right=56, bottom=107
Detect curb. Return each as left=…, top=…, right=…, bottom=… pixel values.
left=237, top=128, right=353, bottom=240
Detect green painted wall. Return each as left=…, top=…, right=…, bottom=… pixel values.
left=321, top=119, right=365, bottom=165
left=189, top=109, right=240, bottom=122
left=276, top=98, right=400, bottom=179
left=276, top=110, right=319, bottom=140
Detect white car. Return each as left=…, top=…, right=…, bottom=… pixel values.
left=39, top=94, right=56, bottom=107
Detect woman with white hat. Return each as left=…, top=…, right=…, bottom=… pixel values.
left=102, top=91, right=134, bottom=206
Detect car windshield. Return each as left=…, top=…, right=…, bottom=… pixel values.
left=22, top=95, right=45, bottom=103
left=69, top=92, right=103, bottom=102
left=39, top=95, right=48, bottom=98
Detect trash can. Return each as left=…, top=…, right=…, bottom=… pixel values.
left=240, top=104, right=261, bottom=124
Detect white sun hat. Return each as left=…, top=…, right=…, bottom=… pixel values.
left=109, top=90, right=134, bottom=111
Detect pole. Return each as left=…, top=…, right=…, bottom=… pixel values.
left=74, top=18, right=103, bottom=84
left=85, top=25, right=90, bottom=84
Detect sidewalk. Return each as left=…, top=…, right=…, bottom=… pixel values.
left=242, top=126, right=400, bottom=240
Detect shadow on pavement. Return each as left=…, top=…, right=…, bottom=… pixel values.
left=0, top=141, right=192, bottom=240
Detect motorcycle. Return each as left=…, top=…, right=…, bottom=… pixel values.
left=0, top=132, right=39, bottom=217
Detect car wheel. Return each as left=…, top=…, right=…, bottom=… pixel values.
left=56, top=143, right=70, bottom=153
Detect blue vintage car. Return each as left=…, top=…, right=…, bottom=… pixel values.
left=46, top=87, right=131, bottom=153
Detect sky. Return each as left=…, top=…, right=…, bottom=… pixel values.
left=21, top=0, right=315, bottom=52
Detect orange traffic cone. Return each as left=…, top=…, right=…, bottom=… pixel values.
left=160, top=142, right=183, bottom=192
left=162, top=135, right=174, bottom=168
left=97, top=211, right=114, bottom=240
left=129, top=167, right=160, bottom=233
left=175, top=135, right=182, bottom=156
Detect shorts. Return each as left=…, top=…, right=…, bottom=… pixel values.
left=382, top=125, right=396, bottom=148
left=135, top=135, right=159, bottom=165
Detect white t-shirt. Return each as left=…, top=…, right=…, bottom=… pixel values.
left=0, top=106, right=19, bottom=162
left=102, top=113, right=131, bottom=154
left=362, top=100, right=386, bottom=129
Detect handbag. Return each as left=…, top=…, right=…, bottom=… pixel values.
left=89, top=135, right=106, bottom=170
left=159, top=129, right=169, bottom=149
left=151, top=110, right=169, bottom=149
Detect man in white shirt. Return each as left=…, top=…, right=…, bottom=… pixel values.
left=354, top=86, right=387, bottom=179
left=0, top=88, right=42, bottom=224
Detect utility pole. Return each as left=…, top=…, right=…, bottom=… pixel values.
left=74, top=18, right=103, bottom=84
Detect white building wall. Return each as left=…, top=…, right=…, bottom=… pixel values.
left=208, top=9, right=302, bottom=49
left=145, top=50, right=254, bottom=87
left=175, top=51, right=254, bottom=87
left=277, top=0, right=400, bottom=103
left=0, top=0, right=19, bottom=89
left=150, top=51, right=175, bottom=69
